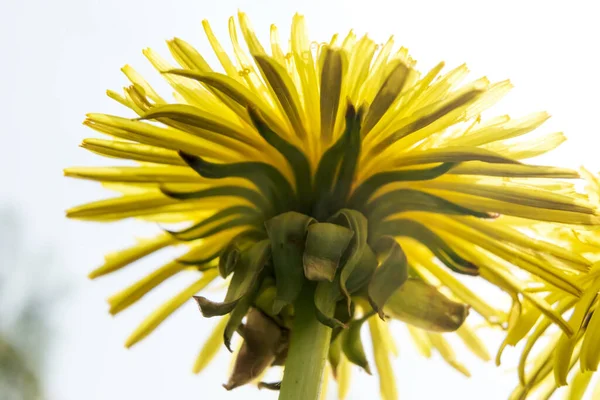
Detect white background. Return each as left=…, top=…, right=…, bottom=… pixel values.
left=1, top=0, right=599, bottom=399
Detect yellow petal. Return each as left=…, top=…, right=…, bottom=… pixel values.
left=64, top=166, right=202, bottom=183
left=368, top=317, right=397, bottom=400
left=406, top=325, right=432, bottom=358
left=192, top=316, right=229, bottom=373
left=566, top=370, right=594, bottom=400
left=89, top=233, right=176, bottom=279
left=125, top=269, right=219, bottom=347
left=108, top=261, right=186, bottom=315
left=81, top=138, right=186, bottom=166
left=337, top=354, right=351, bottom=400
left=456, top=324, right=491, bottom=362
left=426, top=332, right=471, bottom=377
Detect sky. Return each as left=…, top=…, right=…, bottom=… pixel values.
left=1, top=0, right=600, bottom=399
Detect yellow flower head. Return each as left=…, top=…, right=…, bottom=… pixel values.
left=66, top=12, right=600, bottom=399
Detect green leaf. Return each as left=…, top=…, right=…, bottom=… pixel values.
left=368, top=237, right=409, bottom=317
left=319, top=48, right=344, bottom=144
left=265, top=212, right=315, bottom=313
left=312, top=105, right=359, bottom=220
left=376, top=219, right=479, bottom=276
left=363, top=61, right=410, bottom=135
left=164, top=205, right=262, bottom=241
left=385, top=278, right=469, bottom=332
left=329, top=209, right=370, bottom=307
left=248, top=107, right=313, bottom=212
left=160, top=185, right=271, bottom=215
left=342, top=315, right=373, bottom=374
left=304, top=222, right=354, bottom=282
left=179, top=151, right=296, bottom=214
left=349, top=163, right=456, bottom=209
left=364, top=188, right=494, bottom=224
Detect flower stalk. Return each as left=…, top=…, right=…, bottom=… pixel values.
left=279, top=283, right=332, bottom=400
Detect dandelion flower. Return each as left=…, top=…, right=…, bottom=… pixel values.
left=66, top=12, right=600, bottom=400
left=500, top=169, right=600, bottom=400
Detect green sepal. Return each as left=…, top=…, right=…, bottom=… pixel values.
left=248, top=107, right=313, bottom=213
left=349, top=162, right=456, bottom=209
left=368, top=236, right=409, bottom=318
left=385, top=278, right=469, bottom=332
left=312, top=104, right=360, bottom=220
left=179, top=151, right=296, bottom=214
left=254, top=55, right=308, bottom=140
left=304, top=222, right=354, bottom=282
left=225, top=240, right=271, bottom=303
left=329, top=302, right=356, bottom=347
left=194, top=239, right=270, bottom=321
left=193, top=295, right=238, bottom=318
left=140, top=103, right=254, bottom=145
left=342, top=314, right=373, bottom=374
left=164, top=205, right=261, bottom=241
left=164, top=69, right=286, bottom=134
left=319, top=47, right=344, bottom=144
left=362, top=61, right=410, bottom=135
left=218, top=231, right=264, bottom=278
left=177, top=248, right=221, bottom=267
left=329, top=106, right=363, bottom=213
left=258, top=382, right=282, bottom=391
left=224, top=308, right=286, bottom=389
left=222, top=240, right=272, bottom=351
left=376, top=219, right=479, bottom=276
left=334, top=301, right=356, bottom=331
left=224, top=297, right=253, bottom=352
left=314, top=246, right=376, bottom=329
left=329, top=209, right=369, bottom=308
left=344, top=245, right=378, bottom=295
left=314, top=280, right=347, bottom=329
left=372, top=89, right=483, bottom=153
left=364, top=188, right=496, bottom=224
left=265, top=212, right=315, bottom=313
left=253, top=280, right=278, bottom=318
left=160, top=184, right=271, bottom=215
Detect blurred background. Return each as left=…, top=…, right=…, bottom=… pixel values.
left=1, top=0, right=599, bottom=399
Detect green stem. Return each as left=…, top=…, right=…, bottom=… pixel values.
left=279, top=283, right=332, bottom=400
